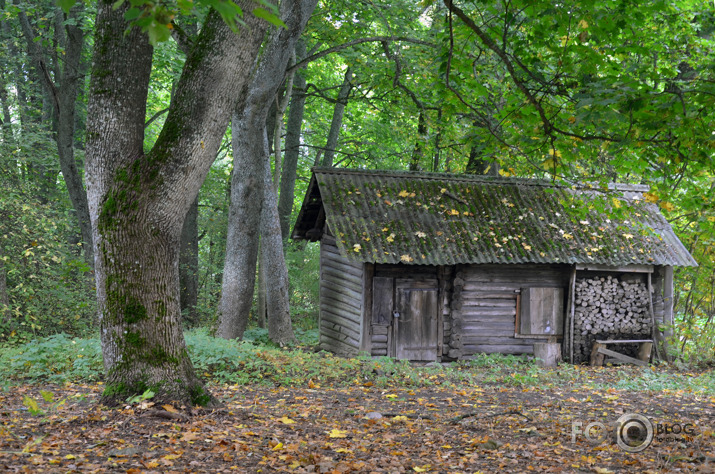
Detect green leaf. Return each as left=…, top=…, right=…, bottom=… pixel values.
left=40, top=390, right=54, bottom=403
left=23, top=396, right=44, bottom=416
left=57, top=0, right=75, bottom=13
left=112, top=0, right=125, bottom=11
left=124, top=7, right=141, bottom=21
left=252, top=7, right=285, bottom=28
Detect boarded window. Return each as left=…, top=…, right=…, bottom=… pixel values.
left=517, top=287, right=564, bottom=337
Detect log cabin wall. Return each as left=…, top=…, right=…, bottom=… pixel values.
left=449, top=264, right=570, bottom=358
left=319, top=236, right=364, bottom=356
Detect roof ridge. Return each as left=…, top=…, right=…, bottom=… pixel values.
left=310, top=167, right=647, bottom=192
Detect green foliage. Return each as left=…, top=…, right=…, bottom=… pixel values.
left=22, top=390, right=68, bottom=417
left=126, top=388, right=156, bottom=405
left=0, top=144, right=97, bottom=342
left=1, top=331, right=713, bottom=396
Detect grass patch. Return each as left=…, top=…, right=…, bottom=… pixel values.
left=0, top=331, right=713, bottom=395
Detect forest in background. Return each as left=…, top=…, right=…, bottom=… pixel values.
left=0, top=0, right=713, bottom=367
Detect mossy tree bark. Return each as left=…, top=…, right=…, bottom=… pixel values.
left=217, top=0, right=316, bottom=342
left=85, top=1, right=266, bottom=406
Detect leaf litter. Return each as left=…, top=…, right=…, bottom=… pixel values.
left=0, top=368, right=714, bottom=473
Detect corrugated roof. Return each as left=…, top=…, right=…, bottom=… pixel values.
left=292, top=168, right=697, bottom=267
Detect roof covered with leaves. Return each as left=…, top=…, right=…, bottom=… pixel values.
left=292, top=168, right=696, bottom=267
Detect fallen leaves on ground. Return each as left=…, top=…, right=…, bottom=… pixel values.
left=0, top=371, right=714, bottom=473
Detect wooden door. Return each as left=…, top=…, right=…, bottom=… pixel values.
left=394, top=279, right=439, bottom=361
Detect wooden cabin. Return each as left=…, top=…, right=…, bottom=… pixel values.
left=292, top=168, right=697, bottom=362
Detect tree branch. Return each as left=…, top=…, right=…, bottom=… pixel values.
left=286, top=36, right=435, bottom=74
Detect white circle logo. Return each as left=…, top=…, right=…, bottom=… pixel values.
left=616, top=413, right=654, bottom=453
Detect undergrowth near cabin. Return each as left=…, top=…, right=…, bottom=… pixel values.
left=1, top=330, right=714, bottom=394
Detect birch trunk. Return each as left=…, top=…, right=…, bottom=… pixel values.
left=86, top=2, right=266, bottom=405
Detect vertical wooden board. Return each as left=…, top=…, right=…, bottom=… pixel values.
left=361, top=263, right=374, bottom=353
left=395, top=279, right=439, bottom=361
left=372, top=277, right=393, bottom=325
left=520, top=288, right=564, bottom=336
left=520, top=288, right=532, bottom=334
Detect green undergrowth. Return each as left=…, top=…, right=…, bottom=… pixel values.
left=0, top=330, right=713, bottom=395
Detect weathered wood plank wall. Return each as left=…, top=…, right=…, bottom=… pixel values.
left=320, top=237, right=363, bottom=356
left=449, top=264, right=569, bottom=358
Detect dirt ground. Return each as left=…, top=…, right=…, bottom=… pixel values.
left=0, top=374, right=713, bottom=473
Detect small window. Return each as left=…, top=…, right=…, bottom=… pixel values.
left=516, top=287, right=564, bottom=337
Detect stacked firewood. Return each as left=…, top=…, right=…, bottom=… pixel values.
left=572, top=275, right=651, bottom=362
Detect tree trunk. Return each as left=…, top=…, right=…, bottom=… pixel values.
left=218, top=0, right=317, bottom=340
left=0, top=257, right=9, bottom=324
left=179, top=196, right=199, bottom=326
left=321, top=67, right=353, bottom=167
left=19, top=6, right=94, bottom=266
left=410, top=111, right=427, bottom=171
left=86, top=2, right=266, bottom=406
left=278, top=40, right=307, bottom=241
left=261, top=156, right=295, bottom=344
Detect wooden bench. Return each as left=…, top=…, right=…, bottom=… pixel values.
left=590, top=339, right=653, bottom=367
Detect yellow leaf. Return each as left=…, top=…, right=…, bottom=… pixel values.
left=64, top=454, right=75, bottom=460
left=272, top=442, right=283, bottom=451
left=329, top=429, right=348, bottom=438
left=622, top=233, right=634, bottom=239
left=400, top=254, right=414, bottom=262
left=659, top=201, right=675, bottom=212
left=162, top=404, right=178, bottom=413
left=448, top=209, right=459, bottom=216
left=278, top=416, right=296, bottom=424
left=578, top=19, right=589, bottom=29
left=612, top=198, right=622, bottom=209
left=563, top=233, right=574, bottom=240
left=334, top=448, right=352, bottom=453
left=415, top=231, right=426, bottom=238
left=522, top=244, right=532, bottom=250
left=398, top=190, right=410, bottom=197
left=353, top=244, right=362, bottom=252
left=440, top=188, right=447, bottom=193
left=414, top=466, right=430, bottom=472
left=392, top=416, right=409, bottom=423
left=163, top=454, right=181, bottom=460
left=643, top=192, right=659, bottom=203
left=386, top=233, right=395, bottom=243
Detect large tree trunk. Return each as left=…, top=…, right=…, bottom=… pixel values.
left=218, top=0, right=317, bottom=341
left=86, top=2, right=266, bottom=406
left=278, top=41, right=307, bottom=241
left=321, top=67, right=353, bottom=167
left=179, top=197, right=199, bottom=326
